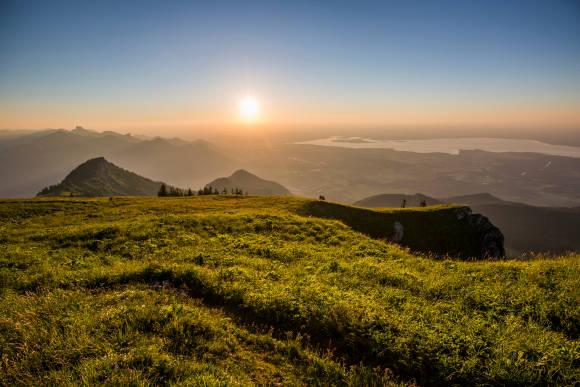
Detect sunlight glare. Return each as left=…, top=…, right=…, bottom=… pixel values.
left=239, top=96, right=260, bottom=121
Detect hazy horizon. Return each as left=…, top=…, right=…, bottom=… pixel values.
left=1, top=0, right=579, bottom=133
left=3, top=125, right=580, bottom=148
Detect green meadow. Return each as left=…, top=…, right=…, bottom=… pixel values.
left=0, top=196, right=578, bottom=386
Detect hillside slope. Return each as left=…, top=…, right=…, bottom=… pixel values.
left=0, top=196, right=577, bottom=386
left=37, top=157, right=163, bottom=197
left=356, top=192, right=580, bottom=254
left=306, top=201, right=504, bottom=258
left=206, top=169, right=292, bottom=195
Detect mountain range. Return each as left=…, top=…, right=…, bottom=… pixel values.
left=37, top=157, right=291, bottom=198
left=2, top=127, right=580, bottom=254
left=3, top=127, right=580, bottom=207
left=0, top=127, right=232, bottom=198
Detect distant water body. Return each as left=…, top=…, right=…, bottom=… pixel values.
left=295, top=137, right=580, bottom=158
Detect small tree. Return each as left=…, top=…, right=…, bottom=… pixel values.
left=187, top=188, right=193, bottom=196
left=419, top=200, right=427, bottom=207
left=158, top=184, right=168, bottom=197
left=319, top=195, right=326, bottom=200
left=401, top=199, right=407, bottom=208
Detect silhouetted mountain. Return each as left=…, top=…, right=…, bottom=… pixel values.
left=444, top=193, right=506, bottom=205
left=353, top=193, right=442, bottom=207
left=71, top=126, right=100, bottom=137
left=37, top=157, right=163, bottom=197
left=206, top=169, right=292, bottom=196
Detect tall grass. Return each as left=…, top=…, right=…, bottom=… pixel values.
left=0, top=196, right=578, bottom=385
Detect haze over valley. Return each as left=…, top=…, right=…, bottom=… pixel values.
left=3, top=126, right=580, bottom=208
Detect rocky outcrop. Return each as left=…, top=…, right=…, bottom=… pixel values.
left=454, top=206, right=505, bottom=258
left=301, top=200, right=506, bottom=259
left=391, top=221, right=404, bottom=242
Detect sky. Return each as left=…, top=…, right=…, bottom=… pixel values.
left=1, top=0, right=579, bottom=136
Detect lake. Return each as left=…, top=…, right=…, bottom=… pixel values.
left=295, top=136, right=580, bottom=158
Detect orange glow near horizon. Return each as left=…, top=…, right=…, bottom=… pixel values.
left=2, top=1, right=579, bottom=140
left=0, top=100, right=579, bottom=134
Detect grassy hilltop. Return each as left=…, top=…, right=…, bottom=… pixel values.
left=0, top=196, right=578, bottom=386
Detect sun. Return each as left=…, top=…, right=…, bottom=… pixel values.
left=239, top=96, right=260, bottom=121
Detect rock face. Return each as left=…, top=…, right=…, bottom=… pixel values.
left=454, top=206, right=505, bottom=258
left=391, top=221, right=404, bottom=242
left=301, top=200, right=506, bottom=259
left=455, top=206, right=472, bottom=220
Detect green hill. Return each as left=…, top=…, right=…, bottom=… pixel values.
left=1, top=196, right=578, bottom=386
left=36, top=157, right=163, bottom=197
left=206, top=169, right=292, bottom=196
left=305, top=200, right=504, bottom=258
left=356, top=192, right=580, bottom=255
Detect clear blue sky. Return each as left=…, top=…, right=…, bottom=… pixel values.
left=1, top=0, right=579, bottom=132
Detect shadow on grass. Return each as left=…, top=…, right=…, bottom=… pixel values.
left=298, top=200, right=492, bottom=259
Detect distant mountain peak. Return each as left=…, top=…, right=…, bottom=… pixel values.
left=444, top=193, right=506, bottom=205
left=231, top=169, right=253, bottom=178
left=71, top=126, right=98, bottom=136
left=37, top=157, right=163, bottom=197
left=69, top=156, right=108, bottom=171
left=206, top=169, right=291, bottom=196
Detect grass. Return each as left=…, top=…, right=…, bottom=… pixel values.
left=0, top=196, right=578, bottom=386
left=300, top=200, right=488, bottom=257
